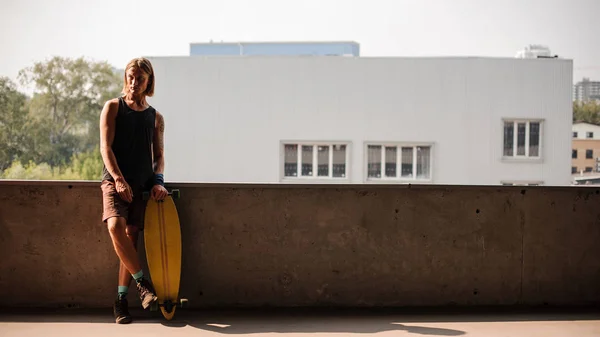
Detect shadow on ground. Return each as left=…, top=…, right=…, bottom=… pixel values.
left=1, top=307, right=599, bottom=336
left=187, top=318, right=466, bottom=335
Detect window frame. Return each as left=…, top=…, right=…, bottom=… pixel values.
left=280, top=140, right=352, bottom=182
left=363, top=141, right=434, bottom=183
left=501, top=118, right=544, bottom=162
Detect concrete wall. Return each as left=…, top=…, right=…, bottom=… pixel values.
left=1, top=181, right=599, bottom=309
left=146, top=56, right=573, bottom=186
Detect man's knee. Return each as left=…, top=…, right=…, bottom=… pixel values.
left=126, top=225, right=140, bottom=248
left=106, top=216, right=127, bottom=235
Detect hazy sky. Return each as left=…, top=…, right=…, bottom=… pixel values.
left=1, top=0, right=598, bottom=86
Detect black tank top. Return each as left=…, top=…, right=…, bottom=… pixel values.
left=101, top=97, right=156, bottom=188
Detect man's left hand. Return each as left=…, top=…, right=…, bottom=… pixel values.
left=151, top=184, right=168, bottom=201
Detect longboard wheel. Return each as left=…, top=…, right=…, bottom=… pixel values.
left=163, top=300, right=175, bottom=313
left=171, top=189, right=181, bottom=199
left=180, top=298, right=188, bottom=308
left=150, top=301, right=159, bottom=312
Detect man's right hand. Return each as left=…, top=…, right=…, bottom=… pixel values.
left=115, top=177, right=133, bottom=203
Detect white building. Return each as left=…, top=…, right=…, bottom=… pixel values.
left=146, top=56, right=573, bottom=186
left=573, top=122, right=600, bottom=140
left=189, top=41, right=360, bottom=57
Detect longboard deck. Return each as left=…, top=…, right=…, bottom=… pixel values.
left=143, top=192, right=182, bottom=320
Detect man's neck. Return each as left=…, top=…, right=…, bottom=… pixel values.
left=125, top=94, right=147, bottom=107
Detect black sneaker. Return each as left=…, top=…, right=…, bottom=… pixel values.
left=136, top=278, right=158, bottom=309
left=113, top=296, right=132, bottom=324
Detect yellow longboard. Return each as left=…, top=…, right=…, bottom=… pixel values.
left=143, top=189, right=187, bottom=320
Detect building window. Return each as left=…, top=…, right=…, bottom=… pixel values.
left=572, top=166, right=578, bottom=174
left=573, top=132, right=578, bottom=138
left=366, top=143, right=432, bottom=181
left=503, top=120, right=542, bottom=159
left=587, top=132, right=594, bottom=139
left=282, top=142, right=349, bottom=180
left=585, top=167, right=593, bottom=173
left=587, top=149, right=594, bottom=159
left=572, top=149, right=578, bottom=159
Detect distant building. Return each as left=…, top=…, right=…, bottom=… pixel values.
left=573, top=78, right=600, bottom=103
left=515, top=45, right=556, bottom=59
left=571, top=122, right=600, bottom=185
left=189, top=41, right=360, bottom=57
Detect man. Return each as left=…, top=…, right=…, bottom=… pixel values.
left=99, top=57, right=168, bottom=324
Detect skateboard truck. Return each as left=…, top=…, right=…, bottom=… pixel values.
left=142, top=189, right=181, bottom=202
left=150, top=298, right=189, bottom=313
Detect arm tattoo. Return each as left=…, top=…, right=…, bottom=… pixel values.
left=153, top=112, right=165, bottom=173
left=157, top=113, right=165, bottom=151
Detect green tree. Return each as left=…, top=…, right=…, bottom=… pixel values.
left=573, top=101, right=600, bottom=125
left=17, top=56, right=121, bottom=166
left=0, top=77, right=28, bottom=171
left=0, top=148, right=102, bottom=181
left=1, top=160, right=64, bottom=180
left=70, top=146, right=104, bottom=180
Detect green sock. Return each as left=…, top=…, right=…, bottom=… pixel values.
left=118, top=286, right=128, bottom=298
left=132, top=270, right=144, bottom=282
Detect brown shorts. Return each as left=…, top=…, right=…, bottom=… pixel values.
left=101, top=180, right=147, bottom=230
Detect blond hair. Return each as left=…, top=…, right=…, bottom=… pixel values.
left=122, top=57, right=155, bottom=97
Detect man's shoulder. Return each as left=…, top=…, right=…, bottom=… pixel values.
left=154, top=109, right=164, bottom=127
left=102, top=97, right=122, bottom=115
left=105, top=97, right=121, bottom=107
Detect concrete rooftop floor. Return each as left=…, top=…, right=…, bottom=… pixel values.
left=1, top=308, right=599, bottom=336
